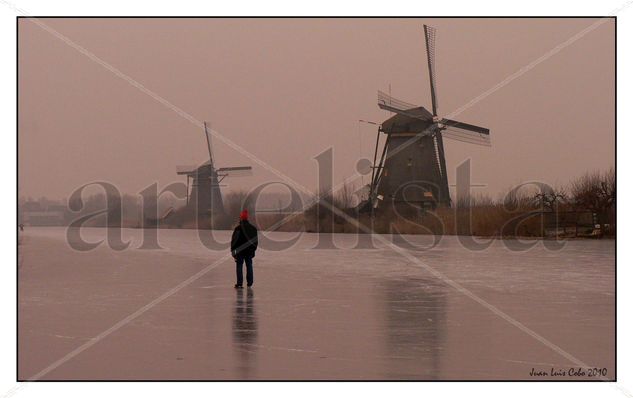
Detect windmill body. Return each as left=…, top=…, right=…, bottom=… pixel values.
left=180, top=161, right=226, bottom=216
left=367, top=25, right=491, bottom=212
left=374, top=108, right=449, bottom=208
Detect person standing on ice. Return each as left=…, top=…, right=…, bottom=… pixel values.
left=231, top=209, right=258, bottom=288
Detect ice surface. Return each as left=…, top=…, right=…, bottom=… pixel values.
left=18, top=227, right=615, bottom=380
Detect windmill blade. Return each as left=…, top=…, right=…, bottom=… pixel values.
left=440, top=119, right=490, bottom=135
left=378, top=90, right=418, bottom=111
left=377, top=90, right=432, bottom=122
left=441, top=128, right=491, bottom=147
left=441, top=118, right=490, bottom=135
left=216, top=166, right=253, bottom=177
left=203, top=121, right=215, bottom=168
left=176, top=165, right=198, bottom=175
left=424, top=24, right=439, bottom=116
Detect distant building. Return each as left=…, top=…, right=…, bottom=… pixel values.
left=20, top=201, right=66, bottom=226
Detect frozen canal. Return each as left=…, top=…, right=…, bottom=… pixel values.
left=18, top=227, right=615, bottom=380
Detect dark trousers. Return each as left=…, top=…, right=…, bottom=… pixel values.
left=235, top=254, right=254, bottom=286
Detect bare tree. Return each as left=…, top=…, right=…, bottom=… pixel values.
left=533, top=187, right=567, bottom=212
left=224, top=190, right=250, bottom=220
left=569, top=168, right=615, bottom=236
left=335, top=181, right=355, bottom=210
left=570, top=168, right=615, bottom=213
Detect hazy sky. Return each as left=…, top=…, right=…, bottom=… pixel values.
left=18, top=18, right=615, bottom=200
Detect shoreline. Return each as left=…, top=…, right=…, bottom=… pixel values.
left=18, top=224, right=615, bottom=241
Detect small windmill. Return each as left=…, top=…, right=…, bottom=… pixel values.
left=177, top=122, right=252, bottom=216
left=368, top=24, right=491, bottom=210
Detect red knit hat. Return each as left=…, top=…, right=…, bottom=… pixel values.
left=240, top=209, right=249, bottom=220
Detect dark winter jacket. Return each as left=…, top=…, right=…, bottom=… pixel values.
left=231, top=220, right=258, bottom=258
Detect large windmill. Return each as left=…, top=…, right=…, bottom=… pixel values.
left=177, top=122, right=252, bottom=217
left=367, top=24, right=491, bottom=211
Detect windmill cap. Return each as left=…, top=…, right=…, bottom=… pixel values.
left=240, top=210, right=249, bottom=220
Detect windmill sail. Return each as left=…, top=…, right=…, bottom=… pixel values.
left=203, top=122, right=215, bottom=169
left=176, top=165, right=198, bottom=175
left=423, top=24, right=439, bottom=116
left=440, top=118, right=491, bottom=146
left=441, top=118, right=490, bottom=135
left=216, top=166, right=253, bottom=177
left=377, top=90, right=433, bottom=122
left=441, top=129, right=491, bottom=146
